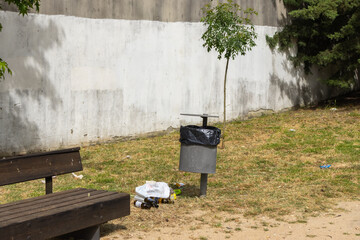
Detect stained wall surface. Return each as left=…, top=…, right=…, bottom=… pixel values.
left=0, top=1, right=334, bottom=155
left=1, top=0, right=287, bottom=26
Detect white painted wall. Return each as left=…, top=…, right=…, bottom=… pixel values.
left=0, top=11, right=334, bottom=155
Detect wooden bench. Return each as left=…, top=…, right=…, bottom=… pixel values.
left=0, top=147, right=130, bottom=240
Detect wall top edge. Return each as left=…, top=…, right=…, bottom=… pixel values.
left=0, top=0, right=287, bottom=27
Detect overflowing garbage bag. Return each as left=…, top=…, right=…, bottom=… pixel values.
left=134, top=181, right=176, bottom=209
left=179, top=125, right=221, bottom=146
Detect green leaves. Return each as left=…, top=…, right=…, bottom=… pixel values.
left=3, top=0, right=40, bottom=16
left=267, top=0, right=360, bottom=88
left=0, top=58, right=12, bottom=80
left=200, top=0, right=258, bottom=60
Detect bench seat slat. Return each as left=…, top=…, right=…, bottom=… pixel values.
left=0, top=189, right=120, bottom=222
left=0, top=188, right=130, bottom=240
left=0, top=189, right=105, bottom=221
left=0, top=191, right=123, bottom=226
left=0, top=188, right=88, bottom=210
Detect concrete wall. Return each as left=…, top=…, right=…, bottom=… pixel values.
left=1, top=0, right=287, bottom=26
left=0, top=1, right=334, bottom=156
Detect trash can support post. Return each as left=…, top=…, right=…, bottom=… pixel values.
left=200, top=115, right=208, bottom=196
left=200, top=173, right=208, bottom=196
left=201, top=115, right=208, bottom=127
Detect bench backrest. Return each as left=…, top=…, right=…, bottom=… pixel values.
left=0, top=147, right=83, bottom=186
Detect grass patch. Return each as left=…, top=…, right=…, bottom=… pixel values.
left=0, top=95, right=359, bottom=236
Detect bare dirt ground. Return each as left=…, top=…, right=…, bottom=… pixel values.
left=103, top=201, right=360, bottom=240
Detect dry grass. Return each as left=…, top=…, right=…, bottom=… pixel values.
left=1, top=92, right=359, bottom=238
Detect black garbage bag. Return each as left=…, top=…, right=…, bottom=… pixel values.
left=180, top=125, right=221, bottom=146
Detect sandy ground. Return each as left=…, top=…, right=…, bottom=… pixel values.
left=102, top=201, right=360, bottom=240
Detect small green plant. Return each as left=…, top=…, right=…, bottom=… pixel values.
left=213, top=222, right=222, bottom=228
left=201, top=0, right=257, bottom=148
left=261, top=221, right=269, bottom=227
left=325, top=99, right=337, bottom=109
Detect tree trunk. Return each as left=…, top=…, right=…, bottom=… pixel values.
left=221, top=57, right=230, bottom=149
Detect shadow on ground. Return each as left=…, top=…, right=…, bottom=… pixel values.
left=101, top=223, right=127, bottom=237
left=315, top=90, right=360, bottom=109
left=178, top=184, right=202, bottom=198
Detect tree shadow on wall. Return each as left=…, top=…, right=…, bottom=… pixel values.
left=0, top=11, right=64, bottom=156
left=271, top=0, right=291, bottom=27
left=268, top=52, right=340, bottom=109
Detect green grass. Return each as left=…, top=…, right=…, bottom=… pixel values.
left=0, top=98, right=359, bottom=236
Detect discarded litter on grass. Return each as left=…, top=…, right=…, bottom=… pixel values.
left=320, top=165, right=331, bottom=169
left=72, top=172, right=84, bottom=179
left=134, top=181, right=176, bottom=209
left=172, top=182, right=185, bottom=195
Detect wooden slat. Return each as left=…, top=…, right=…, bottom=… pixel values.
left=0, top=189, right=100, bottom=221
left=3, top=148, right=81, bottom=160
left=0, top=190, right=130, bottom=240
left=2, top=191, right=123, bottom=224
left=0, top=188, right=85, bottom=210
left=0, top=189, right=112, bottom=222
left=0, top=148, right=82, bottom=186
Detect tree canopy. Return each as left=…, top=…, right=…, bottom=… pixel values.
left=0, top=0, right=40, bottom=79
left=201, top=0, right=257, bottom=60
left=267, top=0, right=360, bottom=88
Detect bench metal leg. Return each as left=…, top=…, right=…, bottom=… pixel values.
left=45, top=176, right=53, bottom=194
left=59, top=225, right=100, bottom=240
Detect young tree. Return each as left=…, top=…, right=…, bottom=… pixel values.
left=0, top=0, right=40, bottom=79
left=266, top=0, right=360, bottom=89
left=201, top=0, right=257, bottom=148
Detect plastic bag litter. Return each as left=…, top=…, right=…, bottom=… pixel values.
left=72, top=172, right=84, bottom=179
left=179, top=125, right=221, bottom=146
left=135, top=181, right=171, bottom=198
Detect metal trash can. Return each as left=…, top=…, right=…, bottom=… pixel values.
left=178, top=117, right=221, bottom=196
left=179, top=125, right=220, bottom=174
